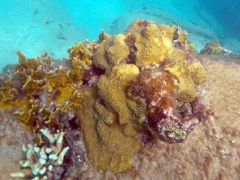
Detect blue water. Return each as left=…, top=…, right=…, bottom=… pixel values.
left=0, top=0, right=240, bottom=71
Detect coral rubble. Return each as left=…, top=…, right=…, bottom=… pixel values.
left=10, top=128, right=69, bottom=179
left=0, top=19, right=211, bottom=177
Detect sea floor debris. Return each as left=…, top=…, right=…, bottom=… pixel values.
left=10, top=128, right=69, bottom=179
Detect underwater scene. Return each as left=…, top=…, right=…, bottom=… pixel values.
left=0, top=0, right=239, bottom=179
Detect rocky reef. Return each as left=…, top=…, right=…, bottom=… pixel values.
left=200, top=40, right=240, bottom=59
left=0, top=20, right=212, bottom=178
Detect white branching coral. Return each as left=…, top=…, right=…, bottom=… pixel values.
left=10, top=128, right=69, bottom=179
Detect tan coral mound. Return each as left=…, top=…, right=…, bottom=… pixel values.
left=93, top=20, right=192, bottom=71
left=97, top=64, right=144, bottom=136
left=93, top=19, right=206, bottom=102
left=133, top=24, right=186, bottom=67
left=76, top=87, right=141, bottom=174
left=164, top=60, right=207, bottom=102
left=75, top=20, right=207, bottom=173
left=93, top=34, right=129, bottom=72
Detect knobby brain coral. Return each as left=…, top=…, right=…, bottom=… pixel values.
left=1, top=19, right=211, bottom=176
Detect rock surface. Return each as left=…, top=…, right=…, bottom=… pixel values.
left=0, top=114, right=34, bottom=180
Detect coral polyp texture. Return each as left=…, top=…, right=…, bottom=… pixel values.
left=0, top=19, right=210, bottom=176
left=76, top=87, right=141, bottom=173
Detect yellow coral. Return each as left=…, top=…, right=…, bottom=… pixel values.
left=98, top=29, right=110, bottom=43
left=67, top=43, right=91, bottom=66
left=93, top=20, right=188, bottom=70
left=67, top=42, right=91, bottom=85
left=15, top=51, right=40, bottom=73
left=0, top=49, right=88, bottom=132
left=93, top=34, right=129, bottom=72
left=0, top=78, right=18, bottom=103
left=97, top=64, right=143, bottom=136
left=164, top=60, right=207, bottom=102
left=75, top=64, right=146, bottom=173
left=134, top=23, right=186, bottom=66
left=76, top=87, right=141, bottom=174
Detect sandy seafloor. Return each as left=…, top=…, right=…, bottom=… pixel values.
left=0, top=1, right=240, bottom=180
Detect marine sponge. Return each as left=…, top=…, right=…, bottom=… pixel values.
left=76, top=87, right=141, bottom=174
left=10, top=128, right=69, bottom=179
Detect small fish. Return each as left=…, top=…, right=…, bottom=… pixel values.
left=57, top=32, right=67, bottom=40
left=191, top=21, right=197, bottom=26
left=45, top=20, right=50, bottom=25
left=58, top=24, right=63, bottom=30
left=33, top=10, right=39, bottom=17
left=142, top=4, right=147, bottom=10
